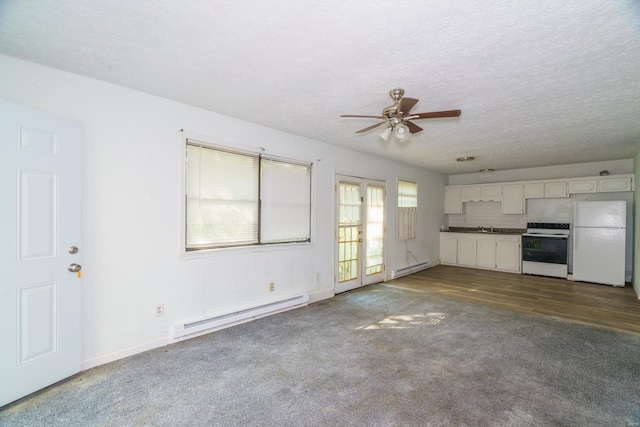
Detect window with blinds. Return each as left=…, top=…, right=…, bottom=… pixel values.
left=397, top=180, right=418, bottom=240
left=186, top=140, right=311, bottom=250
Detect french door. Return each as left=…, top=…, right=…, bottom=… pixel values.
left=335, top=175, right=386, bottom=294
left=0, top=100, right=82, bottom=407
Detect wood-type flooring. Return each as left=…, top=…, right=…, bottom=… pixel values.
left=385, top=264, right=640, bottom=336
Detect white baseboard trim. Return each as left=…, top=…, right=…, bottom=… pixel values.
left=309, top=288, right=334, bottom=303
left=81, top=336, right=170, bottom=371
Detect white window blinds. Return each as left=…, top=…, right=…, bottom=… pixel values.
left=186, top=143, right=259, bottom=249
left=260, top=158, right=311, bottom=244
left=185, top=140, right=311, bottom=250
left=397, top=180, right=418, bottom=240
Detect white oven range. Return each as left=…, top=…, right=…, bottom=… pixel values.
left=522, top=222, right=570, bottom=279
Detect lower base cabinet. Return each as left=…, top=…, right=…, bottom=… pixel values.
left=457, top=235, right=477, bottom=266
left=496, top=239, right=521, bottom=272
left=476, top=236, right=497, bottom=268
left=440, top=232, right=521, bottom=274
left=440, top=233, right=458, bottom=264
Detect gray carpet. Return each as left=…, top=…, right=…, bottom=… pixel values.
left=2, top=284, right=640, bottom=426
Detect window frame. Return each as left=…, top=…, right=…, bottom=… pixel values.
left=180, top=132, right=314, bottom=257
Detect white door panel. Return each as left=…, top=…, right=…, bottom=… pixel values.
left=0, top=99, right=82, bottom=407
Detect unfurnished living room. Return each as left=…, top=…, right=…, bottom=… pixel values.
left=1, top=1, right=640, bottom=426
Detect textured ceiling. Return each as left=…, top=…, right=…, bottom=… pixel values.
left=1, top=1, right=640, bottom=174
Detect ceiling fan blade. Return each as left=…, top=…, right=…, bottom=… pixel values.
left=355, top=121, right=387, bottom=133
left=397, top=97, right=419, bottom=115
left=409, top=109, right=462, bottom=119
left=404, top=121, right=423, bottom=134
left=341, top=114, right=386, bottom=119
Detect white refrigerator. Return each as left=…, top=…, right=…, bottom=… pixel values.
left=572, top=201, right=626, bottom=287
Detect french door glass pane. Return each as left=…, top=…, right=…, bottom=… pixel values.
left=366, top=185, right=384, bottom=275
left=338, top=183, right=360, bottom=282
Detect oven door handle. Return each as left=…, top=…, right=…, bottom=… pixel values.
left=522, top=233, right=569, bottom=238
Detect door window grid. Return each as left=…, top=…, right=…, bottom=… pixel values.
left=366, top=186, right=384, bottom=275
left=338, top=183, right=361, bottom=283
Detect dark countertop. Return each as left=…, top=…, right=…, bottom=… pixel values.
left=442, top=227, right=526, bottom=236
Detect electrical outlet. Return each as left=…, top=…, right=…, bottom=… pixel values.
left=155, top=303, right=164, bottom=317
left=316, top=273, right=321, bottom=284
left=269, top=282, right=275, bottom=292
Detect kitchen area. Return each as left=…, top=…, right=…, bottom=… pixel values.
left=440, top=172, right=633, bottom=288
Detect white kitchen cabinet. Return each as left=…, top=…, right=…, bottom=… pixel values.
left=481, top=185, right=502, bottom=199
left=476, top=236, right=497, bottom=268
left=456, top=235, right=477, bottom=267
left=445, top=186, right=462, bottom=214
left=440, top=232, right=521, bottom=274
left=460, top=186, right=480, bottom=200
left=460, top=184, right=502, bottom=202
left=568, top=179, right=598, bottom=194
left=523, top=182, right=544, bottom=199
left=502, top=184, right=524, bottom=214
left=544, top=181, right=568, bottom=198
left=495, top=236, right=521, bottom=273
left=439, top=233, right=458, bottom=264
left=598, top=175, right=632, bottom=192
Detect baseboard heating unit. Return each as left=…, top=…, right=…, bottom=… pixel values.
left=391, top=261, right=432, bottom=279
left=172, top=294, right=309, bottom=339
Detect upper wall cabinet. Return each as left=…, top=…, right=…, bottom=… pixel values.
left=544, top=181, right=568, bottom=198
left=460, top=185, right=502, bottom=202
left=598, top=175, right=633, bottom=192
left=568, top=175, right=633, bottom=194
left=445, top=186, right=463, bottom=214
left=568, top=178, right=597, bottom=194
left=501, top=184, right=524, bottom=214
left=444, top=174, right=633, bottom=214
left=523, top=182, right=544, bottom=199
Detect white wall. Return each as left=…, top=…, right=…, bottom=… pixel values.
left=635, top=150, right=640, bottom=297
left=0, top=54, right=447, bottom=368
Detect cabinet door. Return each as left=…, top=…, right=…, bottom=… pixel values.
left=523, top=182, right=544, bottom=199
left=598, top=176, right=632, bottom=192
left=481, top=185, right=502, bottom=198
left=476, top=239, right=496, bottom=268
left=502, top=184, right=524, bottom=214
left=460, top=186, right=481, bottom=200
left=544, top=181, right=568, bottom=198
left=568, top=179, right=597, bottom=194
left=457, top=237, right=477, bottom=266
left=496, top=240, right=521, bottom=272
left=439, top=233, right=458, bottom=264
left=445, top=187, right=462, bottom=214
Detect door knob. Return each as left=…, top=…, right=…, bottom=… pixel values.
left=67, top=263, right=82, bottom=273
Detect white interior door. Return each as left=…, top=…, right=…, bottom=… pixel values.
left=0, top=100, right=82, bottom=407
left=335, top=176, right=385, bottom=294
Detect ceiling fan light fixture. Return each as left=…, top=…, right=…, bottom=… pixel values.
left=379, top=126, right=392, bottom=142
left=394, top=123, right=410, bottom=140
